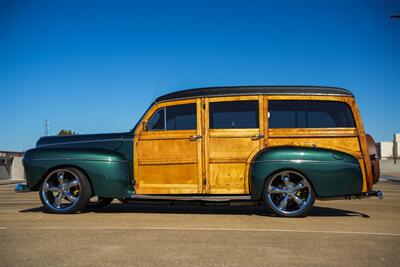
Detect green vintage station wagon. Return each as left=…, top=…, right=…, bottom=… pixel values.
left=22, top=86, right=382, bottom=216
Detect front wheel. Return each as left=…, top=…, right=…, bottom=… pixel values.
left=263, top=170, right=315, bottom=217
left=39, top=167, right=92, bottom=214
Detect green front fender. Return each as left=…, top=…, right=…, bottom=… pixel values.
left=250, top=147, right=363, bottom=200
left=23, top=148, right=131, bottom=198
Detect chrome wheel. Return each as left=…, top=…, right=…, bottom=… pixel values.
left=40, top=169, right=81, bottom=212
left=265, top=171, right=314, bottom=216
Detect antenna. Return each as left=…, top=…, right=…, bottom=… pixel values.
left=45, top=119, right=49, bottom=136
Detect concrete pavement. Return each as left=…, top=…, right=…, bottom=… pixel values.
left=0, top=181, right=399, bottom=266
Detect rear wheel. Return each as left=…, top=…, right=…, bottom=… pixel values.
left=263, top=170, right=315, bottom=217
left=39, top=167, right=92, bottom=214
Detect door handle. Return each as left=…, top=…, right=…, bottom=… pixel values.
left=189, top=135, right=202, bottom=141
left=251, top=134, right=264, bottom=140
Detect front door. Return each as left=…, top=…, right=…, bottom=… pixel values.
left=134, top=99, right=203, bottom=194
left=204, top=96, right=264, bottom=194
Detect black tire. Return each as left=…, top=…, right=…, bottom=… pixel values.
left=263, top=170, right=315, bottom=217
left=117, top=197, right=132, bottom=204
left=87, top=197, right=113, bottom=209
left=39, top=167, right=92, bottom=214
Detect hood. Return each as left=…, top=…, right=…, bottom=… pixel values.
left=36, top=132, right=130, bottom=151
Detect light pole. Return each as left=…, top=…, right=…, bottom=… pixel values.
left=45, top=120, right=49, bottom=136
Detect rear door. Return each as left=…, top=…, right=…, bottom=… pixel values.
left=204, top=96, right=264, bottom=194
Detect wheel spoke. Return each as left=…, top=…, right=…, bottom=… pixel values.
left=48, top=186, right=59, bottom=192
left=57, top=171, right=65, bottom=185
left=268, top=186, right=287, bottom=194
left=65, top=179, right=79, bottom=189
left=281, top=174, right=291, bottom=189
left=54, top=193, right=64, bottom=208
left=267, top=171, right=313, bottom=215
left=64, top=191, right=78, bottom=203
left=278, top=195, right=289, bottom=210
left=290, top=194, right=303, bottom=206
left=292, top=180, right=305, bottom=192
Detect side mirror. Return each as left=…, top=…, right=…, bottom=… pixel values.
left=142, top=121, right=148, bottom=132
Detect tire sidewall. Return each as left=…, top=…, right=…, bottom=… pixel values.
left=39, top=167, right=92, bottom=214
left=262, top=172, right=315, bottom=217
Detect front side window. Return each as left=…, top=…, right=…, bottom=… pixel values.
left=210, top=100, right=259, bottom=129
left=147, top=103, right=197, bottom=131
left=268, top=100, right=356, bottom=128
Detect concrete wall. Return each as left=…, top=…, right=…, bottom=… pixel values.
left=380, top=159, right=400, bottom=175
left=0, top=155, right=25, bottom=181
left=0, top=166, right=11, bottom=180
left=10, top=157, right=25, bottom=180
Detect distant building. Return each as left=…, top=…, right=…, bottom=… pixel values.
left=378, top=133, right=400, bottom=159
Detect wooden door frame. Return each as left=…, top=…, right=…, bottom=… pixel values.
left=203, top=95, right=264, bottom=194
left=264, top=95, right=370, bottom=193
left=133, top=98, right=204, bottom=194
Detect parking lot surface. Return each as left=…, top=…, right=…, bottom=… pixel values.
left=0, top=181, right=399, bottom=267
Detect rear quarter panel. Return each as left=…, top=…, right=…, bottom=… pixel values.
left=250, top=147, right=363, bottom=200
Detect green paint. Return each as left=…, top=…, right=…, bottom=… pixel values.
left=250, top=147, right=363, bottom=200
left=24, top=128, right=363, bottom=200
left=24, top=133, right=134, bottom=198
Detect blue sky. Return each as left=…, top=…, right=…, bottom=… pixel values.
left=0, top=0, right=399, bottom=151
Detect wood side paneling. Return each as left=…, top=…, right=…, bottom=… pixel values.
left=205, top=96, right=263, bottom=194
left=265, top=95, right=370, bottom=192
left=132, top=94, right=371, bottom=195
left=134, top=99, right=203, bottom=194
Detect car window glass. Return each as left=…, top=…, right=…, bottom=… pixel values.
left=210, top=100, right=259, bottom=129
left=268, top=100, right=355, bottom=128
left=166, top=104, right=197, bottom=130
left=148, top=104, right=197, bottom=131
left=147, top=108, right=165, bottom=130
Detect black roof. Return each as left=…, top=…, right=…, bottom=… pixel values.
left=155, top=86, right=353, bottom=103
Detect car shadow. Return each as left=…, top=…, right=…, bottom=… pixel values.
left=19, top=203, right=369, bottom=218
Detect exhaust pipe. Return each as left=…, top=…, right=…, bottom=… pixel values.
left=363, top=190, right=384, bottom=199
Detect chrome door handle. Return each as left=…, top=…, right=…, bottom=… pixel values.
left=251, top=134, right=264, bottom=140
left=189, top=135, right=202, bottom=141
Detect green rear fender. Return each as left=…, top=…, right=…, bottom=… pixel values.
left=23, top=148, right=131, bottom=198
left=250, top=147, right=363, bottom=200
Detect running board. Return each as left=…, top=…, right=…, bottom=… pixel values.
left=344, top=190, right=384, bottom=200
left=128, top=195, right=252, bottom=202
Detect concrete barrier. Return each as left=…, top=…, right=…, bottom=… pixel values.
left=10, top=156, right=25, bottom=180
left=0, top=152, right=25, bottom=181
left=380, top=159, right=400, bottom=176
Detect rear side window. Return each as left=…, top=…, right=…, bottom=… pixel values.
left=148, top=104, right=197, bottom=130
left=268, top=100, right=355, bottom=128
left=210, top=100, right=259, bottom=129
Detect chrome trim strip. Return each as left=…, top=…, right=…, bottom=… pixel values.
left=37, top=138, right=131, bottom=147
left=156, top=92, right=349, bottom=104
left=252, top=159, right=359, bottom=167
left=32, top=158, right=128, bottom=163
left=129, top=195, right=252, bottom=201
